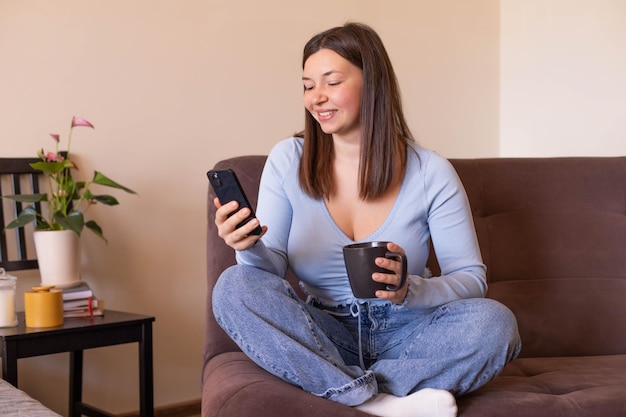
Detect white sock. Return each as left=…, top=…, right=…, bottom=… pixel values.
left=355, top=388, right=457, bottom=417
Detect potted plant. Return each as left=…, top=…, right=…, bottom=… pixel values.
left=3, top=116, right=136, bottom=287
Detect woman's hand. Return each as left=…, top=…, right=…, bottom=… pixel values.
left=214, top=197, right=266, bottom=251
left=373, top=242, right=408, bottom=304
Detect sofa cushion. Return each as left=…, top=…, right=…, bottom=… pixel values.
left=457, top=354, right=626, bottom=417
left=202, top=352, right=368, bottom=417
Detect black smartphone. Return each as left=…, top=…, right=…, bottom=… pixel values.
left=207, top=169, right=263, bottom=235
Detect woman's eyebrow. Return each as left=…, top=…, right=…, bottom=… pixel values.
left=302, top=70, right=341, bottom=81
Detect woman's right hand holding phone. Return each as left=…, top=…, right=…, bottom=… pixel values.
left=214, top=198, right=266, bottom=251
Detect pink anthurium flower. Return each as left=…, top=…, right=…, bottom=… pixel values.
left=2, top=115, right=135, bottom=243
left=71, top=116, right=94, bottom=129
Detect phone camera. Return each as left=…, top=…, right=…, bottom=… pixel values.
left=210, top=172, right=222, bottom=186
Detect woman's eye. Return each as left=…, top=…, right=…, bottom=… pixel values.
left=303, top=85, right=314, bottom=91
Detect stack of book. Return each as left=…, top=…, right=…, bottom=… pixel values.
left=62, top=282, right=104, bottom=318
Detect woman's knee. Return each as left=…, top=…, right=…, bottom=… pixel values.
left=471, top=298, right=521, bottom=356
left=212, top=265, right=295, bottom=317
left=486, top=299, right=519, bottom=337
left=213, top=265, right=264, bottom=316
left=214, top=265, right=250, bottom=295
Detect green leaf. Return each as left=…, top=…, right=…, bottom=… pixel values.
left=35, top=218, right=52, bottom=230
left=82, top=189, right=93, bottom=199
left=82, top=189, right=120, bottom=205
left=30, top=160, right=72, bottom=175
left=60, top=179, right=77, bottom=200
left=54, top=211, right=84, bottom=236
left=4, top=206, right=39, bottom=229
left=1, top=193, right=48, bottom=203
left=92, top=171, right=137, bottom=194
left=92, top=194, right=120, bottom=205
left=74, top=181, right=86, bottom=192
left=86, top=220, right=107, bottom=243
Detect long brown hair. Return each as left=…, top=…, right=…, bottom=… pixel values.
left=298, top=22, right=414, bottom=200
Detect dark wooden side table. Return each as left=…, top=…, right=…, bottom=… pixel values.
left=0, top=310, right=155, bottom=417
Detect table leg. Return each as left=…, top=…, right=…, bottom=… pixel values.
left=69, top=350, right=83, bottom=417
left=1, top=340, right=19, bottom=387
left=139, top=322, right=154, bottom=417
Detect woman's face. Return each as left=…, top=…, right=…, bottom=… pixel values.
left=302, top=48, right=363, bottom=142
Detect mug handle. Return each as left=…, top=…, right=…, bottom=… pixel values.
left=384, top=251, right=408, bottom=291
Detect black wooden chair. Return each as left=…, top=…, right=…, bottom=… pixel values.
left=0, top=157, right=43, bottom=271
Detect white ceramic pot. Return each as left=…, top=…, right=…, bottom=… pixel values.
left=33, top=230, right=82, bottom=288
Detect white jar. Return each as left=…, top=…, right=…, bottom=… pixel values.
left=0, top=268, right=18, bottom=327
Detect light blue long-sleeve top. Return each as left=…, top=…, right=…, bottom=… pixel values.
left=236, top=137, right=487, bottom=309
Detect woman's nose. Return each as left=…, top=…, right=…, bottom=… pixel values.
left=310, top=88, right=328, bottom=105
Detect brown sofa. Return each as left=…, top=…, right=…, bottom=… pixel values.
left=203, top=155, right=626, bottom=417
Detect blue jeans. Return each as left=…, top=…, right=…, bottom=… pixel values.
left=213, top=265, right=521, bottom=407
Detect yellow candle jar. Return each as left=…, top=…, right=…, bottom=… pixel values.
left=24, top=286, right=64, bottom=328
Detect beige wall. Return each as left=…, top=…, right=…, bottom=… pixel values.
left=5, top=0, right=623, bottom=415
left=500, top=0, right=626, bottom=156
left=1, top=1, right=499, bottom=414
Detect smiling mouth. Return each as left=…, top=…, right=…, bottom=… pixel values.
left=318, top=110, right=336, bottom=120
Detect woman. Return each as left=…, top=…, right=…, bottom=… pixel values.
left=213, top=22, right=520, bottom=417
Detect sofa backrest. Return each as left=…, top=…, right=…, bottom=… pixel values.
left=205, top=156, right=267, bottom=361
left=446, top=157, right=626, bottom=358
left=205, top=156, right=303, bottom=364
left=205, top=155, right=626, bottom=363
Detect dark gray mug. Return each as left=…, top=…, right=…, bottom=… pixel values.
left=343, top=241, right=408, bottom=299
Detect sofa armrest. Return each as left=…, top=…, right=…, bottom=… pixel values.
left=0, top=379, right=60, bottom=417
